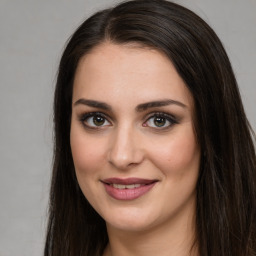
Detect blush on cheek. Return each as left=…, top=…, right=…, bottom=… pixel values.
left=72, top=149, right=100, bottom=174
left=172, top=144, right=198, bottom=168
left=70, top=132, right=92, bottom=171
left=153, top=134, right=199, bottom=174
left=70, top=143, right=85, bottom=171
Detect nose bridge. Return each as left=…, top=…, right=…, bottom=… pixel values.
left=108, top=122, right=143, bottom=169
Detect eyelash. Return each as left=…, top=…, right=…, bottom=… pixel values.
left=144, top=112, right=178, bottom=129
left=78, top=111, right=178, bottom=130
left=79, top=112, right=111, bottom=129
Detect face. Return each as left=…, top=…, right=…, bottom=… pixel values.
left=70, top=42, right=200, bottom=233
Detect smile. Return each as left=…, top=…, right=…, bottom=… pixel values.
left=112, top=184, right=142, bottom=189
left=101, top=178, right=158, bottom=200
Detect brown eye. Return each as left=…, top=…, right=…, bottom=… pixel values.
left=144, top=113, right=177, bottom=129
left=153, top=117, right=166, bottom=127
left=80, top=113, right=111, bottom=128
left=93, top=116, right=105, bottom=126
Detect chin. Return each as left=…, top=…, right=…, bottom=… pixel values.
left=103, top=208, right=161, bottom=233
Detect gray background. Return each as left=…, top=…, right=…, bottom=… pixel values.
left=0, top=0, right=255, bottom=255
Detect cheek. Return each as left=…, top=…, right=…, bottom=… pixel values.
left=70, top=127, right=107, bottom=202
left=70, top=126, right=105, bottom=176
left=151, top=129, right=200, bottom=176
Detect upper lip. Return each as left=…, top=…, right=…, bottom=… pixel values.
left=101, top=177, right=158, bottom=185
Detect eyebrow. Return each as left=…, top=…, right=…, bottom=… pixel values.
left=74, top=99, right=112, bottom=111
left=136, top=99, right=187, bottom=112
left=73, top=98, right=186, bottom=111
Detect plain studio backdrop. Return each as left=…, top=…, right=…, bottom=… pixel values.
left=0, top=0, right=255, bottom=255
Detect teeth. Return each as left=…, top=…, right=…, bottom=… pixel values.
left=113, top=184, right=126, bottom=189
left=112, top=184, right=142, bottom=189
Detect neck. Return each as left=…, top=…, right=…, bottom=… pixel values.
left=103, top=203, right=198, bottom=256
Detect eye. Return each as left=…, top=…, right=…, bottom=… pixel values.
left=144, top=113, right=177, bottom=129
left=80, top=112, right=111, bottom=128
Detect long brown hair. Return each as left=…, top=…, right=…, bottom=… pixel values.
left=44, top=1, right=256, bottom=255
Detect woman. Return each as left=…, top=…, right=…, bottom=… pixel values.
left=44, top=0, right=256, bottom=255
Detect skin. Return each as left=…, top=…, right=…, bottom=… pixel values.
left=70, top=42, right=200, bottom=256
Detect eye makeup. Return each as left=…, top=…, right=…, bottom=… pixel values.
left=143, top=112, right=178, bottom=129
left=78, top=111, right=112, bottom=130
left=77, top=110, right=179, bottom=132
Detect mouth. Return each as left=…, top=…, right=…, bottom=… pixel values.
left=101, top=178, right=158, bottom=200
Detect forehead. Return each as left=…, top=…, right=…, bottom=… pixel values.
left=73, top=42, right=194, bottom=109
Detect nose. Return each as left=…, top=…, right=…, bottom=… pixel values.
left=107, top=125, right=144, bottom=170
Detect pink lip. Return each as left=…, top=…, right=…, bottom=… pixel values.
left=101, top=177, right=158, bottom=200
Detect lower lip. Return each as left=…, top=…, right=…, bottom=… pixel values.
left=103, top=182, right=157, bottom=200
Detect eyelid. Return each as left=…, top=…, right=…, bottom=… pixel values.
left=144, top=111, right=177, bottom=121
left=78, top=111, right=112, bottom=129
left=143, top=111, right=178, bottom=129
left=77, top=111, right=178, bottom=130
